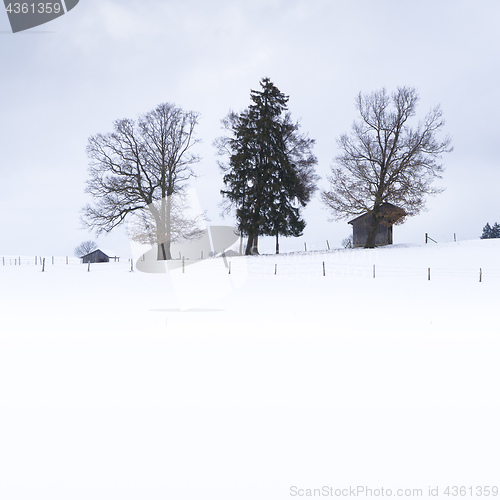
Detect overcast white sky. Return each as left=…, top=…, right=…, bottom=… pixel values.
left=1, top=0, right=499, bottom=256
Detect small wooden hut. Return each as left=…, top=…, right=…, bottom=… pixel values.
left=81, top=249, right=119, bottom=264
left=348, top=203, right=406, bottom=248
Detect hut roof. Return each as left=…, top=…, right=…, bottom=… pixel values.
left=81, top=248, right=118, bottom=259
left=348, top=203, right=406, bottom=226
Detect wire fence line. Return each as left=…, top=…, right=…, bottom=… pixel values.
left=237, top=260, right=498, bottom=282
left=1, top=256, right=82, bottom=267
left=2, top=253, right=499, bottom=284
left=237, top=232, right=482, bottom=253
left=0, top=232, right=479, bottom=268
left=0, top=232, right=480, bottom=268
left=424, top=232, right=481, bottom=244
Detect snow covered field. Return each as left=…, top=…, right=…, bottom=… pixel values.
left=1, top=240, right=499, bottom=499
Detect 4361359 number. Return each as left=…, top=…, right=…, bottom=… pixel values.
left=5, top=3, right=62, bottom=15
left=443, top=486, right=499, bottom=497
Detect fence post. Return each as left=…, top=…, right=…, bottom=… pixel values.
left=182, top=256, right=185, bottom=273
left=479, top=268, right=482, bottom=283
left=304, top=242, right=307, bottom=252
left=66, top=256, right=68, bottom=264
left=130, top=259, right=134, bottom=272
left=323, top=261, right=326, bottom=277
left=425, top=233, right=428, bottom=244
left=428, top=268, right=431, bottom=281
left=42, top=258, right=45, bottom=272
left=88, top=261, right=90, bottom=272
left=454, top=233, right=457, bottom=242
left=373, top=265, right=376, bottom=278
left=326, top=240, right=330, bottom=251
left=228, top=261, right=231, bottom=275
left=274, top=263, right=277, bottom=275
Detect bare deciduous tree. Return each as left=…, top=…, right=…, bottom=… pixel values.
left=322, top=87, right=452, bottom=248
left=127, top=192, right=206, bottom=246
left=82, top=103, right=201, bottom=259
left=341, top=235, right=353, bottom=249
left=74, top=240, right=98, bottom=257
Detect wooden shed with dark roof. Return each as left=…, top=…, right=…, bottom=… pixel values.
left=348, top=203, right=406, bottom=248
left=81, top=249, right=119, bottom=264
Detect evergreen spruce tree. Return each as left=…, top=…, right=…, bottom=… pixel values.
left=480, top=222, right=500, bottom=239
left=481, top=222, right=494, bottom=239
left=480, top=223, right=492, bottom=239
left=217, top=78, right=318, bottom=255
left=261, top=114, right=318, bottom=253
left=218, top=109, right=260, bottom=253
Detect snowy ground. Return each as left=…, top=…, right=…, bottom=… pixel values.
left=1, top=240, right=499, bottom=499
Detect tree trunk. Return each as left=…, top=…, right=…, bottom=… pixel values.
left=365, top=214, right=380, bottom=248
left=252, top=234, right=259, bottom=255
left=165, top=195, right=172, bottom=256
left=155, top=195, right=173, bottom=260
left=245, top=235, right=254, bottom=256
left=157, top=239, right=172, bottom=260
left=245, top=233, right=260, bottom=255
left=275, top=233, right=279, bottom=254
left=157, top=241, right=167, bottom=260
left=149, top=199, right=173, bottom=260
